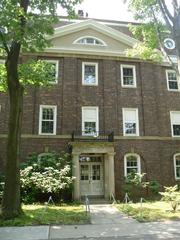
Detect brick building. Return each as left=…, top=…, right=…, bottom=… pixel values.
left=0, top=18, right=180, bottom=200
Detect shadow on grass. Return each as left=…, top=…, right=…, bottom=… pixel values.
left=0, top=205, right=90, bottom=226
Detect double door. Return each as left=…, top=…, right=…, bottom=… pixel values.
left=80, top=162, right=104, bottom=196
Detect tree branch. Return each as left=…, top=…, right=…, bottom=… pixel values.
left=151, top=5, right=177, bottom=71
left=157, top=0, right=173, bottom=32
left=0, top=31, right=10, bottom=55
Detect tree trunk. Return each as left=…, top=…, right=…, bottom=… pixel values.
left=1, top=44, right=24, bottom=219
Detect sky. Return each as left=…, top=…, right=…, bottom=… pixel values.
left=59, top=0, right=135, bottom=22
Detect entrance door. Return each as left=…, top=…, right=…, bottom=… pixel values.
left=80, top=161, right=104, bottom=197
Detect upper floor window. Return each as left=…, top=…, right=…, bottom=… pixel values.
left=39, top=105, right=57, bottom=135
left=123, top=108, right=139, bottom=136
left=121, top=65, right=136, bottom=88
left=174, top=154, right=180, bottom=180
left=166, top=70, right=178, bottom=91
left=82, top=106, right=99, bottom=136
left=124, top=153, right=141, bottom=176
left=82, top=62, right=98, bottom=86
left=74, top=36, right=106, bottom=46
left=170, top=111, right=180, bottom=137
left=45, top=60, right=59, bottom=84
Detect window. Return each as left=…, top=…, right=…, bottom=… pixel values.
left=82, top=62, right=98, bottom=86
left=39, top=105, right=57, bottom=135
left=74, top=36, right=106, bottom=46
left=170, top=111, right=180, bottom=137
left=45, top=60, right=59, bottom=84
left=174, top=154, right=180, bottom=180
left=166, top=70, right=178, bottom=91
left=123, top=108, right=139, bottom=136
left=124, top=154, right=141, bottom=176
left=121, top=65, right=136, bottom=88
left=82, top=107, right=99, bottom=136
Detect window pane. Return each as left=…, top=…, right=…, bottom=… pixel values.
left=176, top=167, right=180, bottom=178
left=169, top=81, right=178, bottom=90
left=92, top=165, right=100, bottom=180
left=123, top=68, right=134, bottom=85
left=42, top=108, right=54, bottom=120
left=125, top=123, right=136, bottom=134
left=86, top=38, right=94, bottom=44
left=84, top=122, right=96, bottom=134
left=127, top=168, right=138, bottom=174
left=173, top=125, right=180, bottom=135
left=81, top=165, right=89, bottom=180
left=42, top=121, right=54, bottom=133
left=84, top=65, right=96, bottom=84
left=168, top=72, right=177, bottom=81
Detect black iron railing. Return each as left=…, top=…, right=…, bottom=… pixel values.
left=71, top=131, right=114, bottom=142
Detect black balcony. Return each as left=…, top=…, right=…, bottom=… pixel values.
left=71, top=131, right=114, bottom=142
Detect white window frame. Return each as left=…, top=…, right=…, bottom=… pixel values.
left=122, top=108, right=139, bottom=136
left=170, top=111, right=180, bottom=137
left=82, top=106, right=99, bottom=136
left=124, top=153, right=141, bottom=177
left=166, top=69, right=179, bottom=91
left=121, top=64, right=137, bottom=88
left=82, top=62, right=98, bottom=86
left=39, top=105, right=57, bottom=135
left=174, top=153, right=180, bottom=180
left=73, top=36, right=107, bottom=46
left=45, top=60, right=59, bottom=84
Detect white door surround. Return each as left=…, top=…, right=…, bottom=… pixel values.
left=71, top=142, right=115, bottom=200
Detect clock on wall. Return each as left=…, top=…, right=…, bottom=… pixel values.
left=164, top=38, right=175, bottom=50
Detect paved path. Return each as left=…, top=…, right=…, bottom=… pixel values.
left=1, top=204, right=180, bottom=240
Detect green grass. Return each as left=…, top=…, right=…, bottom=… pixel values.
left=0, top=204, right=90, bottom=226
left=116, top=201, right=180, bottom=222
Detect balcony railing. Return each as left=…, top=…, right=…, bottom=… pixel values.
left=71, top=131, right=114, bottom=142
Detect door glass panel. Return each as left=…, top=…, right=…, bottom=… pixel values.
left=80, top=165, right=89, bottom=180
left=92, top=165, right=100, bottom=180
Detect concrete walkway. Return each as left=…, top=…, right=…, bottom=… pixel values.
left=0, top=204, right=180, bottom=240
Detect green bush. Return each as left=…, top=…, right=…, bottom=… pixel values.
left=20, top=151, right=74, bottom=203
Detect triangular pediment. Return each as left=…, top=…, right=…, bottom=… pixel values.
left=46, top=19, right=139, bottom=57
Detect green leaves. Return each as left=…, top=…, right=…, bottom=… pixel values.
left=160, top=185, right=180, bottom=212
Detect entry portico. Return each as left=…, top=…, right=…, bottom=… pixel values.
left=71, top=142, right=115, bottom=200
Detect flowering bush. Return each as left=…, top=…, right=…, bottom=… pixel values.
left=20, top=152, right=74, bottom=203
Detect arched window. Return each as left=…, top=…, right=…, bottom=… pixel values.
left=124, top=153, right=141, bottom=176
left=73, top=36, right=106, bottom=46
left=174, top=153, right=180, bottom=179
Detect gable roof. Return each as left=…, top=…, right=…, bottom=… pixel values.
left=48, top=19, right=139, bottom=47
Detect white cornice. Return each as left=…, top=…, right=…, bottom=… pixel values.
left=49, top=19, right=139, bottom=47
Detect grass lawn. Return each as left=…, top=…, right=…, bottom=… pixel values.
left=0, top=204, right=90, bottom=226
left=116, top=201, right=180, bottom=222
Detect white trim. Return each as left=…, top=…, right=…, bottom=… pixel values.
left=122, top=108, right=139, bottom=136
left=166, top=69, right=179, bottom=91
left=39, top=105, right=57, bottom=135
left=124, top=153, right=141, bottom=177
left=82, top=62, right=98, bottom=86
left=44, top=60, right=59, bottom=84
left=49, top=19, right=139, bottom=47
left=170, top=111, right=180, bottom=137
left=82, top=106, right=99, bottom=136
left=73, top=36, right=107, bottom=46
left=121, top=64, right=137, bottom=88
left=173, top=153, right=180, bottom=180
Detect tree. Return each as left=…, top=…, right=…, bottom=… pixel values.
left=124, top=0, right=180, bottom=80
left=0, top=0, right=81, bottom=219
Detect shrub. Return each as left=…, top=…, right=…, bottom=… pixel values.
left=20, top=152, right=74, bottom=203
left=159, top=185, right=180, bottom=212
